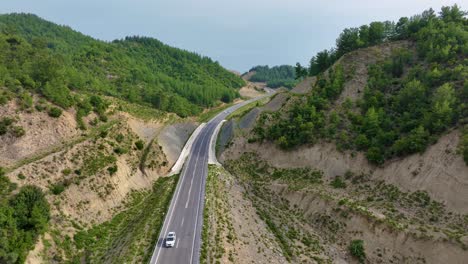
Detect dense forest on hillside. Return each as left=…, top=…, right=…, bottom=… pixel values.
left=254, top=5, right=468, bottom=165
left=0, top=168, right=50, bottom=263
left=247, top=65, right=297, bottom=88
left=295, top=5, right=467, bottom=78
left=0, top=13, right=244, bottom=117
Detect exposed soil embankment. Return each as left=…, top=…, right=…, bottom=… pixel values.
left=221, top=129, right=468, bottom=214
left=202, top=166, right=288, bottom=264
left=158, top=121, right=198, bottom=168
left=0, top=101, right=79, bottom=168
left=223, top=154, right=468, bottom=264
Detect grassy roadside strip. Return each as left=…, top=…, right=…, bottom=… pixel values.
left=6, top=120, right=118, bottom=173
left=226, top=96, right=270, bottom=120
left=111, top=97, right=167, bottom=121
left=198, top=102, right=235, bottom=122
left=65, top=174, right=179, bottom=263
left=201, top=165, right=237, bottom=264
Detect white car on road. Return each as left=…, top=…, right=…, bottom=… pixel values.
left=165, top=232, right=176, bottom=248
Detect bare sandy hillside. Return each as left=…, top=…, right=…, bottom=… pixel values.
left=158, top=121, right=198, bottom=167
left=239, top=82, right=266, bottom=100
left=241, top=70, right=256, bottom=81
left=291, top=76, right=316, bottom=94
left=0, top=100, right=80, bottom=168
left=126, top=114, right=162, bottom=142
left=221, top=129, right=467, bottom=213
left=0, top=98, right=197, bottom=263
left=221, top=142, right=468, bottom=263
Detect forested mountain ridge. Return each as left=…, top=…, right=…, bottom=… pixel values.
left=295, top=5, right=467, bottom=78
left=254, top=5, right=468, bottom=165
left=245, top=65, right=297, bottom=88
left=0, top=13, right=244, bottom=117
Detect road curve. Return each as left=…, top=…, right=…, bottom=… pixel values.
left=149, top=93, right=271, bottom=264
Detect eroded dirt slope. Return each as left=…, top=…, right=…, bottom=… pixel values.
left=0, top=98, right=197, bottom=263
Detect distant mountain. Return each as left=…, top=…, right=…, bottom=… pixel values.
left=244, top=65, right=297, bottom=88
left=0, top=13, right=245, bottom=117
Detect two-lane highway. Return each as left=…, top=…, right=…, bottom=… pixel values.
left=149, top=94, right=270, bottom=264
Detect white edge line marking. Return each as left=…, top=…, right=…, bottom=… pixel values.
left=151, top=128, right=203, bottom=263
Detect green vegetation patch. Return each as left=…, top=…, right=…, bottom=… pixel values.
left=0, top=116, right=24, bottom=138
left=253, top=5, right=468, bottom=164
left=67, top=175, right=178, bottom=263
left=114, top=98, right=167, bottom=121
left=226, top=96, right=270, bottom=120
left=349, top=239, right=366, bottom=263
left=47, top=106, right=62, bottom=118
left=0, top=13, right=244, bottom=117
left=80, top=153, right=116, bottom=177
left=198, top=102, right=234, bottom=122
left=201, top=165, right=237, bottom=263
left=248, top=65, right=298, bottom=88
left=0, top=168, right=50, bottom=264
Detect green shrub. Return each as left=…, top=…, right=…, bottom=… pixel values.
left=355, top=134, right=370, bottom=150
left=42, top=80, right=74, bottom=108
left=2, top=185, right=51, bottom=263
left=114, top=147, right=127, bottom=155
left=0, top=93, right=10, bottom=105
left=81, top=154, right=116, bottom=176
left=0, top=117, right=14, bottom=135
left=35, top=104, right=46, bottom=111
left=99, top=114, right=108, bottom=122
left=392, top=126, right=429, bottom=155
left=135, top=140, right=145, bottom=150
left=11, top=185, right=50, bottom=229
left=11, top=125, right=25, bottom=137
left=366, top=147, right=385, bottom=165
left=115, top=134, right=124, bottom=143
left=349, top=239, right=366, bottom=263
left=107, top=165, right=118, bottom=175
left=330, top=176, right=347, bottom=188
left=48, top=106, right=63, bottom=118
left=62, top=168, right=72, bottom=175
left=17, top=173, right=26, bottom=180
left=50, top=183, right=66, bottom=195
left=99, top=130, right=108, bottom=138
left=19, top=92, right=33, bottom=110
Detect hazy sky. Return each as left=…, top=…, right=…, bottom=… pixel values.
left=1, top=0, right=466, bottom=72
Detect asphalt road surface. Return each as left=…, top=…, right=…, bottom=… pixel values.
left=149, top=93, right=271, bottom=264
